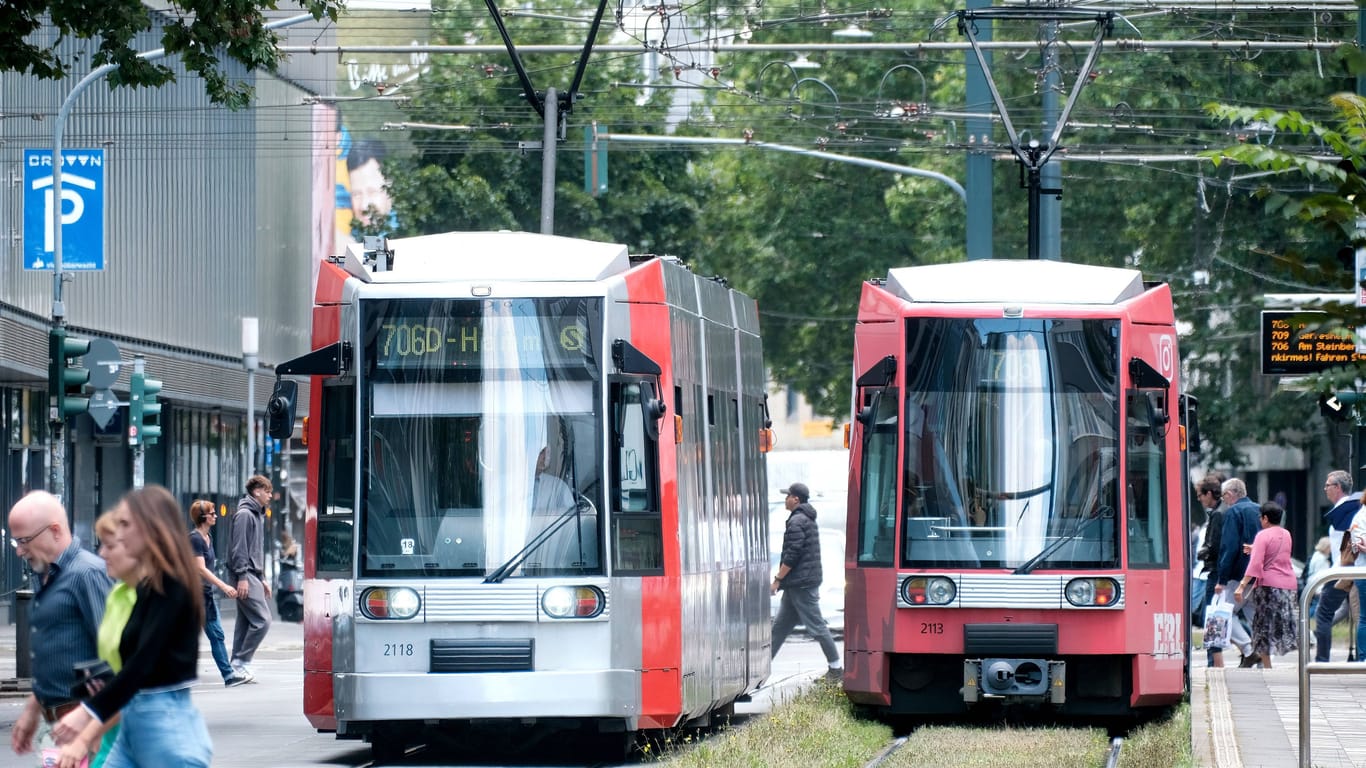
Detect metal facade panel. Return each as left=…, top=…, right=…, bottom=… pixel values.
left=662, top=259, right=698, bottom=314
left=696, top=276, right=734, bottom=326
left=0, top=22, right=312, bottom=367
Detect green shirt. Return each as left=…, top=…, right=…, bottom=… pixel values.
left=98, top=581, right=137, bottom=672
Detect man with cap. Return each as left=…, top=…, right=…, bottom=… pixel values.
left=771, top=481, right=842, bottom=680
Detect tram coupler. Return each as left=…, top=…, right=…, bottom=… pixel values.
left=963, top=659, right=1065, bottom=704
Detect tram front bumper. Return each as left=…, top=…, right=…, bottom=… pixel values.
left=333, top=669, right=641, bottom=723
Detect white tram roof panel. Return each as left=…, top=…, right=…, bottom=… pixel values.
left=343, top=231, right=631, bottom=284
left=885, top=260, right=1146, bottom=305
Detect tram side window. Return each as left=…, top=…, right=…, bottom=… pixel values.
left=611, top=379, right=663, bottom=574
left=318, top=383, right=356, bottom=575
left=856, top=388, right=897, bottom=566
left=1125, top=389, right=1168, bottom=568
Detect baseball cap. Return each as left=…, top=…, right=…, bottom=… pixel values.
left=781, top=483, right=810, bottom=502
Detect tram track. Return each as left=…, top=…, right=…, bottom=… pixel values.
left=1102, top=736, right=1123, bottom=768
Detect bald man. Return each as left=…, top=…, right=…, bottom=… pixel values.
left=7, top=491, right=112, bottom=763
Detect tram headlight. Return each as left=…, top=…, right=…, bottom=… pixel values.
left=1065, top=577, right=1120, bottom=607
left=901, top=576, right=956, bottom=606
left=360, top=587, right=422, bottom=620
left=541, top=585, right=606, bottom=618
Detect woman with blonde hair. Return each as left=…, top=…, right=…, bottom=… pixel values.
left=51, top=485, right=211, bottom=767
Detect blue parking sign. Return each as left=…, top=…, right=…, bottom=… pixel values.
left=23, top=148, right=105, bottom=271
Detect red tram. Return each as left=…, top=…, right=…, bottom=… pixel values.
left=269, top=232, right=772, bottom=759
left=841, top=259, right=1193, bottom=719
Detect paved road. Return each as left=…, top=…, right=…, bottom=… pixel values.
left=0, top=612, right=831, bottom=768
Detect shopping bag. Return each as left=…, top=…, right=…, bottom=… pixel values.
left=1203, top=596, right=1233, bottom=650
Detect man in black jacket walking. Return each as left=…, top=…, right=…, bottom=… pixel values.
left=771, top=482, right=842, bottom=679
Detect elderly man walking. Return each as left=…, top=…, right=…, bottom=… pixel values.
left=1314, top=470, right=1361, bottom=661
left=1214, top=478, right=1262, bottom=668
left=7, top=491, right=113, bottom=765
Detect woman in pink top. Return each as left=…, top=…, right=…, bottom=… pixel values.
left=1233, top=501, right=1299, bottom=668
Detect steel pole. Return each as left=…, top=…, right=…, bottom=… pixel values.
left=541, top=86, right=558, bottom=234
left=131, top=356, right=145, bottom=489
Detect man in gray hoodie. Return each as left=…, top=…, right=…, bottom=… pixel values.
left=229, top=474, right=273, bottom=682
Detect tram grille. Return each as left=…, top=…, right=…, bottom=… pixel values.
left=430, top=639, right=534, bottom=673
left=963, top=624, right=1058, bottom=655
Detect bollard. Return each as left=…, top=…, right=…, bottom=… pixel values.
left=15, top=588, right=32, bottom=679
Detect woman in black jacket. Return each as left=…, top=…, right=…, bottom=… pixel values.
left=52, top=485, right=211, bottom=767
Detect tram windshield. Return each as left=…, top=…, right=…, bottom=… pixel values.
left=360, top=297, right=604, bottom=579
left=899, top=317, right=1120, bottom=570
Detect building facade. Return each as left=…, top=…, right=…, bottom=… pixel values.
left=0, top=10, right=338, bottom=611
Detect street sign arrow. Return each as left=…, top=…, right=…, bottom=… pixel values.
left=88, top=387, right=120, bottom=429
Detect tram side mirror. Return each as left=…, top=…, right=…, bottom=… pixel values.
left=640, top=381, right=667, bottom=442
left=857, top=390, right=882, bottom=428
left=1180, top=393, right=1200, bottom=453
left=266, top=379, right=299, bottom=441
left=1144, top=390, right=1169, bottom=440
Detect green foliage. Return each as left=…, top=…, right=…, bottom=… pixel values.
left=374, top=1, right=1357, bottom=464
left=1202, top=93, right=1366, bottom=440
left=1, top=0, right=342, bottom=109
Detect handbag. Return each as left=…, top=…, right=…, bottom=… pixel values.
left=1203, top=594, right=1234, bottom=650
left=1335, top=544, right=1357, bottom=591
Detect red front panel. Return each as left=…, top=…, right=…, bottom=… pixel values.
left=303, top=269, right=345, bottom=730
left=623, top=263, right=684, bottom=724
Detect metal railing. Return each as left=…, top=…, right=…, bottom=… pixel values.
left=1297, top=565, right=1366, bottom=768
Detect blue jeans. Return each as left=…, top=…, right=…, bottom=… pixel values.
left=203, top=596, right=233, bottom=681
left=1357, top=580, right=1366, bottom=661
left=103, top=687, right=212, bottom=768
left=1315, top=583, right=1348, bottom=662
left=1191, top=577, right=1207, bottom=625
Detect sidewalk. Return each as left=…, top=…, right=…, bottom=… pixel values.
left=1193, top=645, right=1366, bottom=768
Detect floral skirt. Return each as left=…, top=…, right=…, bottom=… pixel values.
left=1249, top=585, right=1299, bottom=658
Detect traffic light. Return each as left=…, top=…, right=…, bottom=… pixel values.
left=1320, top=392, right=1363, bottom=423
left=48, top=327, right=92, bottom=420
left=129, top=370, right=162, bottom=446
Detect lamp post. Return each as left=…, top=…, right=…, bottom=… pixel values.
left=243, top=317, right=259, bottom=476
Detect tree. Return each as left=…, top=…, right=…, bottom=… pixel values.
left=382, top=1, right=706, bottom=256
left=1203, top=94, right=1366, bottom=466
left=2, top=0, right=342, bottom=109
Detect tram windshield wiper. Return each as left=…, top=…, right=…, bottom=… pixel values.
left=483, top=499, right=586, bottom=584
left=1012, top=507, right=1111, bottom=575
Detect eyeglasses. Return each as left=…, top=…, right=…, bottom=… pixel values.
left=9, top=525, right=52, bottom=549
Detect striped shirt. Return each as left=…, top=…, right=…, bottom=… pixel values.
left=29, top=538, right=113, bottom=706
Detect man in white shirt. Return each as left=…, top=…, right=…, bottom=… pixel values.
left=1314, top=470, right=1360, bottom=662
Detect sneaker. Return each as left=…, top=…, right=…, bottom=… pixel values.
left=823, top=667, right=844, bottom=682
left=231, top=664, right=256, bottom=683
left=224, top=675, right=249, bottom=688
left=1238, top=652, right=1262, bottom=668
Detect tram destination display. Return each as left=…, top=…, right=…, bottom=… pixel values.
left=369, top=298, right=599, bottom=372
left=1260, top=310, right=1365, bottom=375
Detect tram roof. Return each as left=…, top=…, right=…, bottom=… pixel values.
left=343, top=231, right=631, bottom=283
left=885, top=260, right=1145, bottom=305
